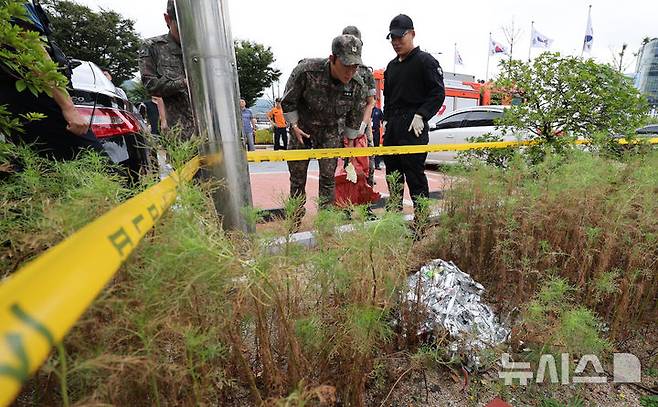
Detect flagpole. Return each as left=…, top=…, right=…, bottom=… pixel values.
left=581, top=5, right=591, bottom=57
left=528, top=21, right=534, bottom=61
left=484, top=33, right=491, bottom=82
left=453, top=42, right=457, bottom=73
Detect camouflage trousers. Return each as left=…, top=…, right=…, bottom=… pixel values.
left=287, top=125, right=341, bottom=212
left=163, top=95, right=196, bottom=140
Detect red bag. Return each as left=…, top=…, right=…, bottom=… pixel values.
left=334, top=135, right=380, bottom=207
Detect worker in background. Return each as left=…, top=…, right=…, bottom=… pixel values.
left=240, top=99, right=257, bottom=151
left=382, top=14, right=445, bottom=212
left=267, top=98, right=288, bottom=150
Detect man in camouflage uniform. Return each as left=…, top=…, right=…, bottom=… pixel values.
left=282, top=34, right=367, bottom=214
left=138, top=0, right=195, bottom=139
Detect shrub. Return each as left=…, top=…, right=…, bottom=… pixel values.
left=430, top=150, right=658, bottom=339
left=255, top=127, right=273, bottom=144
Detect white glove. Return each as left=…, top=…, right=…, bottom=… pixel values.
left=382, top=121, right=387, bottom=135
left=345, top=162, right=357, bottom=183
left=358, top=121, right=367, bottom=135
left=408, top=114, right=425, bottom=138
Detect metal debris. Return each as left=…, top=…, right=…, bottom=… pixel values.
left=405, top=259, right=510, bottom=367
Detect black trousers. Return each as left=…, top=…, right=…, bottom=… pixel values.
left=273, top=126, right=288, bottom=150
left=372, top=126, right=381, bottom=167
left=0, top=78, right=105, bottom=161
left=382, top=112, right=429, bottom=210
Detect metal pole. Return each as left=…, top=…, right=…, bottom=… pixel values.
left=174, top=0, right=254, bottom=232
left=484, top=33, right=491, bottom=82
left=453, top=43, right=456, bottom=73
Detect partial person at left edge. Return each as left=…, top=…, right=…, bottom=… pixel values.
left=0, top=0, right=106, bottom=161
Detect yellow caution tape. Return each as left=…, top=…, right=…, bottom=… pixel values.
left=246, top=137, right=658, bottom=163
left=0, top=158, right=200, bottom=407
left=617, top=136, right=658, bottom=145
left=246, top=140, right=535, bottom=162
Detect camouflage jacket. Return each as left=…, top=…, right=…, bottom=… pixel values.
left=138, top=33, right=195, bottom=138
left=282, top=58, right=366, bottom=139
left=358, top=65, right=376, bottom=98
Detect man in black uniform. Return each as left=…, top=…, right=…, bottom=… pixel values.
left=382, top=14, right=445, bottom=211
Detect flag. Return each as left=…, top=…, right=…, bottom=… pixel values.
left=455, top=48, right=464, bottom=65
left=583, top=9, right=593, bottom=53
left=531, top=27, right=553, bottom=48
left=490, top=39, right=509, bottom=56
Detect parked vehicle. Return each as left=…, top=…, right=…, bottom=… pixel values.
left=69, top=60, right=150, bottom=178
left=635, top=124, right=658, bottom=136
left=427, top=105, right=528, bottom=163
left=608, top=124, right=658, bottom=153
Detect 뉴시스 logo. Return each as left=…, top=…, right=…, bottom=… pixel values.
left=498, top=353, right=641, bottom=385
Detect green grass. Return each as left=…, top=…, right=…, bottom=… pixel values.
left=4, top=141, right=657, bottom=405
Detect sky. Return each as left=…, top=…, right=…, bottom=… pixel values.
left=77, top=0, right=657, bottom=94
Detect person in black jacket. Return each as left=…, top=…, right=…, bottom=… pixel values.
left=382, top=14, right=445, bottom=211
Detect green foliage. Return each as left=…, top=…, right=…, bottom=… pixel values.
left=496, top=53, right=648, bottom=141
left=42, top=0, right=141, bottom=84
left=346, top=305, right=392, bottom=356
left=0, top=144, right=127, bottom=276
left=234, top=39, right=281, bottom=107
left=255, top=127, right=273, bottom=144
left=459, top=132, right=518, bottom=168
left=641, top=395, right=658, bottom=407
left=125, top=79, right=149, bottom=104
left=594, top=269, right=621, bottom=298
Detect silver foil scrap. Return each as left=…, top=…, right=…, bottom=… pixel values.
left=405, top=259, right=510, bottom=367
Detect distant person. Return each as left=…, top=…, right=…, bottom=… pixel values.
left=139, top=0, right=195, bottom=139
left=383, top=14, right=445, bottom=212
left=281, top=34, right=366, bottom=220
left=267, top=98, right=287, bottom=150
left=240, top=99, right=257, bottom=151
left=0, top=0, right=105, bottom=160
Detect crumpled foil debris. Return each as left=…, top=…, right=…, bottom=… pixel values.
left=405, top=259, right=510, bottom=367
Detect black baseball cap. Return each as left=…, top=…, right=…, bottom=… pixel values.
left=387, top=14, right=414, bottom=39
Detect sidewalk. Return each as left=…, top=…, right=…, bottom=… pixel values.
left=249, top=159, right=452, bottom=229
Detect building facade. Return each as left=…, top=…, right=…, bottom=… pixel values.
left=634, top=38, right=658, bottom=108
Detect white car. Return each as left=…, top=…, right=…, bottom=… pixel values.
left=426, top=105, right=526, bottom=164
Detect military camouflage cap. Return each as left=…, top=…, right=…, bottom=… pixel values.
left=332, top=34, right=362, bottom=66
left=342, top=25, right=362, bottom=41
left=167, top=0, right=176, bottom=19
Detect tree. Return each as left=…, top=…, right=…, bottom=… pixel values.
left=125, top=79, right=148, bottom=105
left=42, top=0, right=141, bottom=85
left=496, top=52, right=648, bottom=142
left=234, top=40, right=281, bottom=107
left=501, top=19, right=522, bottom=63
